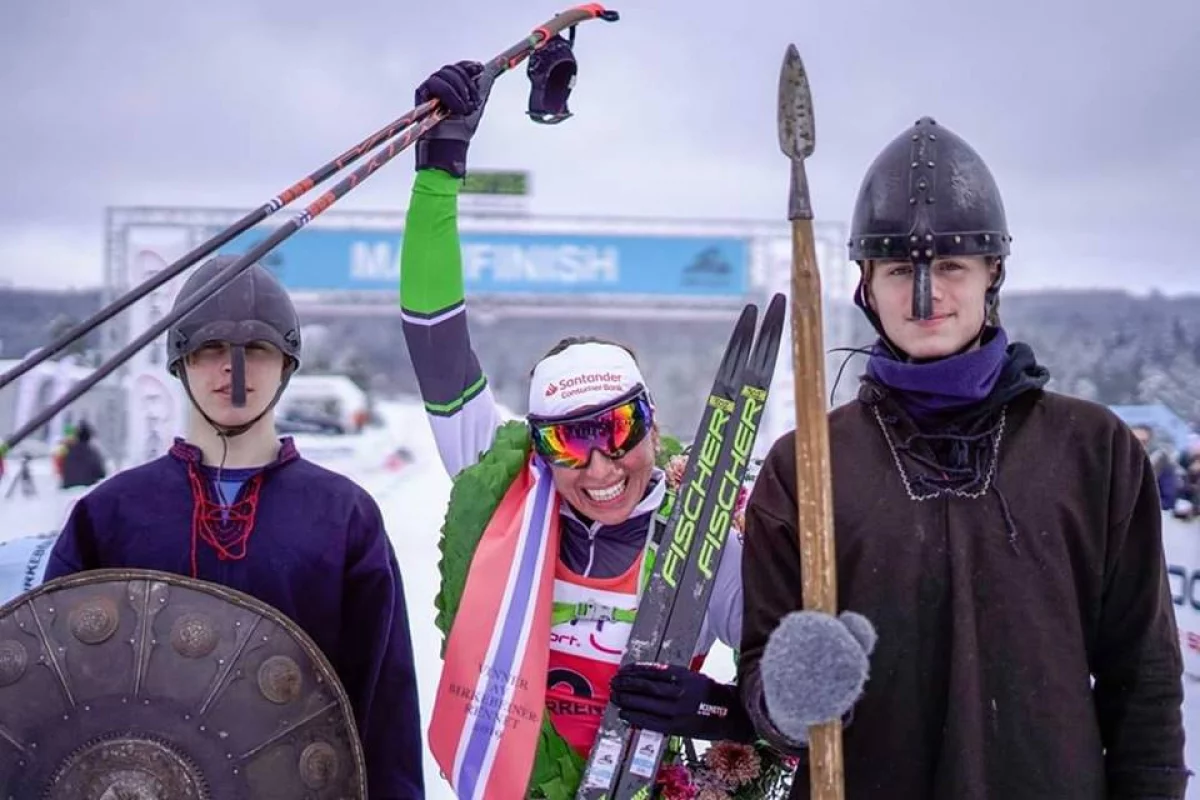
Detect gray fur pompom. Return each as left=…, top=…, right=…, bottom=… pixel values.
left=760, top=610, right=875, bottom=742
left=838, top=610, right=878, bottom=655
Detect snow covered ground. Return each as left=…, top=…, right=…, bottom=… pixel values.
left=0, top=398, right=1191, bottom=796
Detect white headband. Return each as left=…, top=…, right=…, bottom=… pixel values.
left=528, top=342, right=645, bottom=418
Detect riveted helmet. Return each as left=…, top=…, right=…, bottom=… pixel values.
left=166, top=254, right=301, bottom=436
left=848, top=116, right=1011, bottom=326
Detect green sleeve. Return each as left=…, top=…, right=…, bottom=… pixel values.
left=398, top=168, right=502, bottom=476
left=399, top=169, right=465, bottom=315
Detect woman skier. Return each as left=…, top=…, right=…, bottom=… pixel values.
left=737, top=117, right=1187, bottom=798
left=403, top=60, right=755, bottom=797
left=42, top=256, right=425, bottom=799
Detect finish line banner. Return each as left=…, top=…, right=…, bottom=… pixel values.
left=214, top=227, right=750, bottom=299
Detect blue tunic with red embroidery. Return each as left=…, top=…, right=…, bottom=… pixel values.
left=43, top=437, right=424, bottom=800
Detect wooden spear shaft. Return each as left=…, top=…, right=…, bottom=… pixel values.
left=778, top=43, right=844, bottom=799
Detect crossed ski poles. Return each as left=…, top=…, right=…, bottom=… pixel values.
left=0, top=3, right=619, bottom=472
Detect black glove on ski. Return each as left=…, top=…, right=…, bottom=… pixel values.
left=610, top=663, right=757, bottom=743
left=413, top=60, right=494, bottom=178
left=760, top=610, right=876, bottom=743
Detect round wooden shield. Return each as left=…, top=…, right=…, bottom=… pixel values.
left=0, top=568, right=367, bottom=799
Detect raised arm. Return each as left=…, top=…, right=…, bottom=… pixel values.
left=399, top=62, right=504, bottom=477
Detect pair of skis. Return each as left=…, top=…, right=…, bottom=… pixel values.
left=576, top=293, right=786, bottom=799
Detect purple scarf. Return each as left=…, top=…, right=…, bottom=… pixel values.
left=866, top=328, right=1009, bottom=422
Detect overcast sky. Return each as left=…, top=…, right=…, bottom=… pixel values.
left=1, top=0, right=1197, bottom=295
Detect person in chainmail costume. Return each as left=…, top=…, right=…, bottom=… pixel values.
left=736, top=117, right=1186, bottom=799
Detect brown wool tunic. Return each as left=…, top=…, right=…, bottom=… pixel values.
left=738, top=385, right=1186, bottom=799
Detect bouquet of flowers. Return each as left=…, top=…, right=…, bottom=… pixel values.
left=657, top=741, right=798, bottom=799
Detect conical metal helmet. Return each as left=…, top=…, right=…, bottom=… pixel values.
left=165, top=255, right=301, bottom=411
left=166, top=255, right=302, bottom=377
left=848, top=116, right=1011, bottom=321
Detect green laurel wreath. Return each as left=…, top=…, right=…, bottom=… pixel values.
left=433, top=420, right=682, bottom=799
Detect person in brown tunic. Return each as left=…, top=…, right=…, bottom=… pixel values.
left=737, top=117, right=1188, bottom=799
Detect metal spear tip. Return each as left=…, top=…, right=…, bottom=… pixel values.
left=778, top=43, right=815, bottom=161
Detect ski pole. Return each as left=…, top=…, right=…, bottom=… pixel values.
left=0, top=100, right=438, bottom=396
left=0, top=3, right=620, bottom=464
left=0, top=118, right=435, bottom=460
left=779, top=44, right=845, bottom=798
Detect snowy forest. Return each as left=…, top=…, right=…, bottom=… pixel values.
left=3, top=287, right=1199, bottom=434
left=997, top=290, right=1200, bottom=423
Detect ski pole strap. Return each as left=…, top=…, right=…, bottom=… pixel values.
left=657, top=486, right=676, bottom=523
left=552, top=600, right=638, bottom=626
left=637, top=497, right=673, bottom=593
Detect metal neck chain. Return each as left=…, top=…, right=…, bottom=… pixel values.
left=871, top=404, right=1007, bottom=502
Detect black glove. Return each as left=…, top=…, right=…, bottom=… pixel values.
left=413, top=60, right=494, bottom=178
left=609, top=663, right=756, bottom=743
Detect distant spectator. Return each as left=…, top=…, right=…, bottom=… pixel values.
left=1174, top=439, right=1200, bottom=519
left=1132, top=424, right=1180, bottom=510
left=51, top=423, right=75, bottom=479
left=59, top=420, right=107, bottom=490
left=1173, top=497, right=1195, bottom=521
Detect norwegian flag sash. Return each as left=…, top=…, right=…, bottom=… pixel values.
left=429, top=455, right=561, bottom=798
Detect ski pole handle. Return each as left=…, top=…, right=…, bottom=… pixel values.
left=483, top=3, right=619, bottom=81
